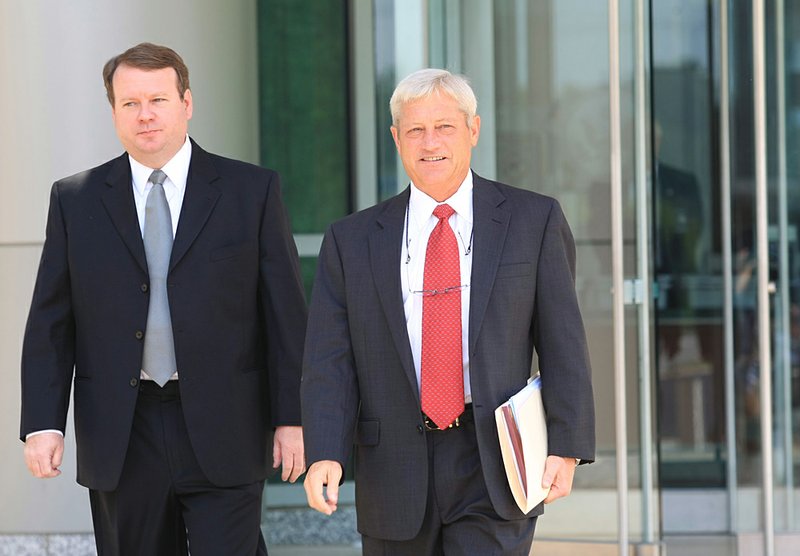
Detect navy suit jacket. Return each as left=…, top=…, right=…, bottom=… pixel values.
left=21, top=140, right=307, bottom=491
left=301, top=174, right=595, bottom=540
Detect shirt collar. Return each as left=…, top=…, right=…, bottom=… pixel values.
left=129, top=135, right=192, bottom=196
left=409, top=170, right=474, bottom=231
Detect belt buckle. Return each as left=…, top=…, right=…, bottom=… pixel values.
left=423, top=415, right=461, bottom=431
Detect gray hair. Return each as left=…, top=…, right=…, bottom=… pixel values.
left=389, top=68, right=478, bottom=128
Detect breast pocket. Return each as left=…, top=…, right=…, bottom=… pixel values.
left=495, top=262, right=532, bottom=279
left=210, top=242, right=255, bottom=262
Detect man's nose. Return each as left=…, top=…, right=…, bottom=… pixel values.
left=138, top=105, right=155, bottom=121
left=421, top=128, right=440, bottom=148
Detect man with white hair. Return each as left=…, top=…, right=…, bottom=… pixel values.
left=302, top=68, right=594, bottom=554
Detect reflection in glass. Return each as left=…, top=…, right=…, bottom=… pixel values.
left=651, top=1, right=726, bottom=494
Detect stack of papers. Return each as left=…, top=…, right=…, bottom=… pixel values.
left=494, top=375, right=549, bottom=513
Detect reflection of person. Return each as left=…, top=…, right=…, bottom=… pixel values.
left=733, top=246, right=760, bottom=453
left=653, top=123, right=704, bottom=377
left=302, top=69, right=595, bottom=554
left=653, top=122, right=703, bottom=316
left=655, top=160, right=704, bottom=365
left=20, top=43, right=307, bottom=554
left=655, top=163, right=703, bottom=272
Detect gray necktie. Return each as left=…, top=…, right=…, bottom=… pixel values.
left=141, top=169, right=177, bottom=386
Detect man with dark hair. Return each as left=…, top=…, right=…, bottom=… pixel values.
left=21, top=42, right=307, bottom=555
left=102, top=42, right=191, bottom=105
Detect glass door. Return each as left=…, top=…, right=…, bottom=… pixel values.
left=650, top=0, right=730, bottom=534
left=653, top=2, right=800, bottom=553
left=769, top=0, right=800, bottom=540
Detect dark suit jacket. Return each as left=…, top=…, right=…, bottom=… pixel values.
left=20, top=140, right=307, bottom=491
left=301, top=173, right=595, bottom=541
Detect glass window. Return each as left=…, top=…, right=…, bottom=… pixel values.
left=258, top=0, right=351, bottom=235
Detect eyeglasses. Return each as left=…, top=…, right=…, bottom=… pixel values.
left=405, top=260, right=469, bottom=297
left=409, top=282, right=469, bottom=297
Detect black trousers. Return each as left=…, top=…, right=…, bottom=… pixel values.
left=89, top=381, right=268, bottom=556
left=361, top=418, right=537, bottom=556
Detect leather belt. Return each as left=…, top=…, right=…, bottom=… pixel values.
left=138, top=379, right=180, bottom=401
left=422, top=403, right=473, bottom=431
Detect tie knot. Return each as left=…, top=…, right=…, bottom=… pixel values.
left=149, top=169, right=167, bottom=187
left=433, top=204, right=455, bottom=221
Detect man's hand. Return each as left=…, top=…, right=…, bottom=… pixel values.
left=304, top=460, right=343, bottom=515
left=542, top=455, right=577, bottom=504
left=24, top=432, right=64, bottom=479
left=273, top=426, right=306, bottom=482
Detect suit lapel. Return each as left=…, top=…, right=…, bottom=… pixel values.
left=170, top=141, right=221, bottom=271
left=368, top=189, right=419, bottom=403
left=469, top=175, right=510, bottom=356
left=101, top=154, right=148, bottom=273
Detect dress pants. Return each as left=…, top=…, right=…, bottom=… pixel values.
left=361, top=417, right=537, bottom=556
left=89, top=380, right=268, bottom=556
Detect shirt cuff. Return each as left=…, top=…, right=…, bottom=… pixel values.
left=26, top=429, right=64, bottom=441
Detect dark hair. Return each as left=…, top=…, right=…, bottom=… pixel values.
left=102, top=42, right=190, bottom=105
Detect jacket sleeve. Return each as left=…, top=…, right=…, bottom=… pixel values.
left=258, top=171, right=308, bottom=426
left=20, top=182, right=76, bottom=440
left=300, top=225, right=359, bottom=469
left=533, top=199, right=596, bottom=463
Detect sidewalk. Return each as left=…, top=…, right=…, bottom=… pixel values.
left=273, top=546, right=360, bottom=556
left=0, top=536, right=363, bottom=556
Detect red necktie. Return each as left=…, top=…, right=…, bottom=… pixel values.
left=421, top=204, right=464, bottom=429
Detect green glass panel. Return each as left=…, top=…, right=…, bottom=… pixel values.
left=257, top=0, right=350, bottom=233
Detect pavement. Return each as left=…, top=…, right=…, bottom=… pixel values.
left=272, top=546, right=361, bottom=556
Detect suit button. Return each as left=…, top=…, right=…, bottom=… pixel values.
left=129, top=378, right=139, bottom=387
left=135, top=330, right=144, bottom=340
left=417, top=424, right=424, bottom=434
left=140, top=283, right=149, bottom=292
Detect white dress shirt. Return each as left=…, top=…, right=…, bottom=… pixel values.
left=401, top=171, right=474, bottom=403
left=27, top=137, right=193, bottom=439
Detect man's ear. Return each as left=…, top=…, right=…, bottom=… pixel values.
left=470, top=115, right=481, bottom=146
left=183, top=89, right=193, bottom=120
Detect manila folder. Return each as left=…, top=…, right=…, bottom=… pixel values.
left=494, top=376, right=549, bottom=513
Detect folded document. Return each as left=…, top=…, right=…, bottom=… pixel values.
left=495, top=375, right=550, bottom=513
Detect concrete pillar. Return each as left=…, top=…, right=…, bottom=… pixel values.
left=0, top=0, right=258, bottom=534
